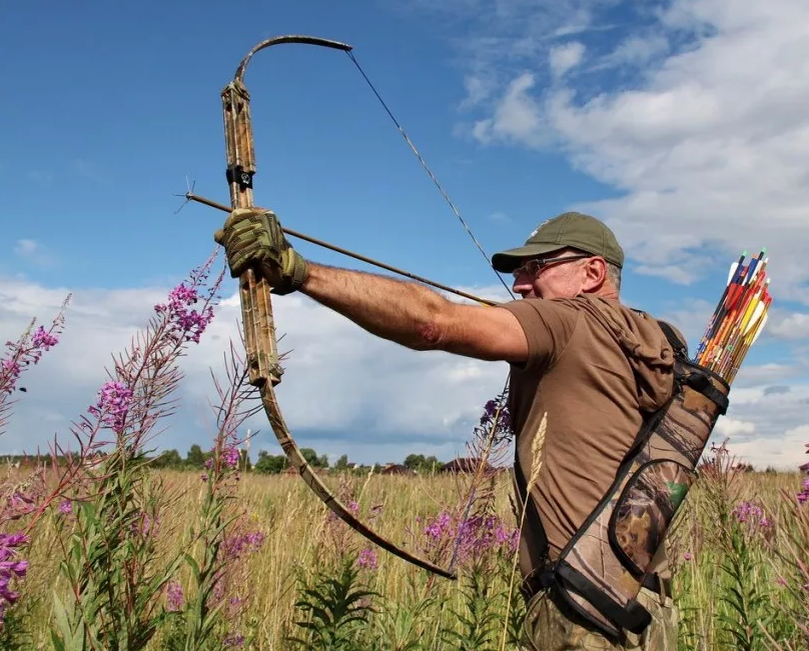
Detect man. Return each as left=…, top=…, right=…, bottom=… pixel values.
left=215, top=209, right=679, bottom=650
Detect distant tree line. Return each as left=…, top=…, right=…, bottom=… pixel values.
left=147, top=447, right=446, bottom=475
left=1, top=449, right=779, bottom=475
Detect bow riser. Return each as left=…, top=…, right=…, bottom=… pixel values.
left=222, top=81, right=283, bottom=387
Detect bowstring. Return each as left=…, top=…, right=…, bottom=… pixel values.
left=345, top=51, right=515, bottom=301
left=345, top=51, right=517, bottom=576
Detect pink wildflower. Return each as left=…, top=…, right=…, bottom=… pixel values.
left=154, top=283, right=215, bottom=344
left=165, top=580, right=184, bottom=612
left=357, top=548, right=378, bottom=570
left=223, top=447, right=240, bottom=468
left=0, top=532, right=30, bottom=624
left=88, top=380, right=133, bottom=431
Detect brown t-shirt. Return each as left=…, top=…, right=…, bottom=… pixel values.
left=498, top=295, right=675, bottom=578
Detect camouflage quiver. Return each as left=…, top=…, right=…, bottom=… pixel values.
left=518, top=321, right=730, bottom=639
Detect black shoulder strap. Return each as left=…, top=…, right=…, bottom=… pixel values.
left=657, top=320, right=689, bottom=359
left=657, top=319, right=729, bottom=415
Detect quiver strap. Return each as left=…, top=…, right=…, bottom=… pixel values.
left=518, top=320, right=729, bottom=639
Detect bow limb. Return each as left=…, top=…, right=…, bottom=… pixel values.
left=260, top=382, right=455, bottom=579
left=222, top=35, right=455, bottom=581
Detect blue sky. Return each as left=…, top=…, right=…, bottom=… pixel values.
left=3, top=0, right=809, bottom=469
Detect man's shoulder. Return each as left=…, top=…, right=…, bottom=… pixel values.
left=552, top=295, right=678, bottom=350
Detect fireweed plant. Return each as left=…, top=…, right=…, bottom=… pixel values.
left=170, top=340, right=266, bottom=651
left=286, top=390, right=524, bottom=651
left=48, top=252, right=225, bottom=651
left=0, top=295, right=70, bottom=632
left=666, top=440, right=801, bottom=651
left=762, top=445, right=809, bottom=651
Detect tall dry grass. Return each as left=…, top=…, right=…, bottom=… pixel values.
left=0, top=462, right=805, bottom=650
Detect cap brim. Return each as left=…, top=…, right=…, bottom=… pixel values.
left=491, top=243, right=566, bottom=273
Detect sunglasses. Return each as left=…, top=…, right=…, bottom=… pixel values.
left=510, top=253, right=592, bottom=279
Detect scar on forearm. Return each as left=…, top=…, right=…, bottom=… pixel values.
left=416, top=321, right=443, bottom=349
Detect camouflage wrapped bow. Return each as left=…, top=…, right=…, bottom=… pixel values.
left=218, top=35, right=456, bottom=580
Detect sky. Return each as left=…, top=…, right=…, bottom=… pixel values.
left=2, top=0, right=809, bottom=470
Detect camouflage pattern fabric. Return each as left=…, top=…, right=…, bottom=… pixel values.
left=521, top=587, right=678, bottom=651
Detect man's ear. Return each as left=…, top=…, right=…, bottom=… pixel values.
left=582, top=256, right=608, bottom=291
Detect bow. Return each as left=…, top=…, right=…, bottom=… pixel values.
left=219, top=35, right=459, bottom=579
left=204, top=34, right=514, bottom=581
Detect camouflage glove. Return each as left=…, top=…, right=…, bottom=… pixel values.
left=214, top=208, right=308, bottom=295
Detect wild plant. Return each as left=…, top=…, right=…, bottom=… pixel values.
left=178, top=340, right=265, bottom=651
left=761, top=446, right=809, bottom=651
left=286, top=555, right=379, bottom=651
left=48, top=252, right=224, bottom=651
left=698, top=440, right=782, bottom=651
left=0, top=294, right=70, bottom=631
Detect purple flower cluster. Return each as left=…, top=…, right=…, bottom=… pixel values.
left=154, top=283, right=215, bottom=344
left=223, top=446, right=240, bottom=468
left=1, top=324, right=62, bottom=396
left=87, top=380, right=133, bottom=431
left=478, top=390, right=513, bottom=443
left=733, top=501, right=771, bottom=528
left=224, top=633, right=245, bottom=647
left=797, top=477, right=809, bottom=505
left=202, top=440, right=243, bottom=483
left=131, top=512, right=159, bottom=539
left=798, top=443, right=809, bottom=504
left=0, top=532, right=29, bottom=624
left=31, top=326, right=59, bottom=351
left=222, top=531, right=265, bottom=560
left=357, top=548, right=378, bottom=570
left=418, top=509, right=519, bottom=567
left=165, top=580, right=184, bottom=612
left=208, top=528, right=266, bottom=620
left=6, top=491, right=37, bottom=521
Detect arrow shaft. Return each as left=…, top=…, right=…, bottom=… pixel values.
left=188, top=192, right=498, bottom=306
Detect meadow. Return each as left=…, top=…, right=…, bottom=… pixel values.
left=1, top=255, right=808, bottom=650
left=1, top=462, right=808, bottom=650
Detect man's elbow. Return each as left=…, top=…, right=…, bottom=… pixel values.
left=413, top=319, right=447, bottom=351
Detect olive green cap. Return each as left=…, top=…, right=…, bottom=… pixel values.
left=491, top=211, right=625, bottom=273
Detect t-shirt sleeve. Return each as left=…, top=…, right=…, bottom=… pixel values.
left=499, top=299, right=579, bottom=373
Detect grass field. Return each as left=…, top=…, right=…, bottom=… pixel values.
left=1, top=459, right=808, bottom=651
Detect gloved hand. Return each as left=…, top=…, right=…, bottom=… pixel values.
left=214, top=208, right=309, bottom=295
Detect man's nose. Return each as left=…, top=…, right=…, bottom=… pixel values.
left=511, top=278, right=532, bottom=297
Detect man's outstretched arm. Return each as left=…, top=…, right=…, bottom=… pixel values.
left=301, top=262, right=528, bottom=363
left=214, top=208, right=528, bottom=363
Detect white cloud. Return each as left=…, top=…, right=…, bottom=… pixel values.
left=721, top=423, right=809, bottom=470
left=472, top=73, right=546, bottom=147
left=13, top=239, right=54, bottom=267
left=549, top=41, right=586, bottom=79
left=440, top=0, right=809, bottom=302
left=633, top=264, right=701, bottom=286
left=14, top=240, right=37, bottom=256
left=0, top=275, right=510, bottom=466
left=599, top=34, right=670, bottom=69
left=460, top=75, right=495, bottom=110
left=714, top=416, right=755, bottom=439
left=768, top=310, right=809, bottom=340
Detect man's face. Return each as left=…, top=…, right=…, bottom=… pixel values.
left=510, top=249, right=597, bottom=300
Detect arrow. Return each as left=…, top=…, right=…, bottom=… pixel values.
left=186, top=192, right=498, bottom=307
